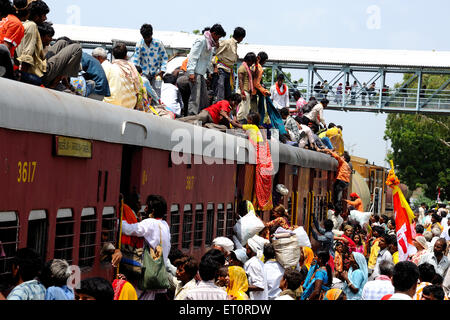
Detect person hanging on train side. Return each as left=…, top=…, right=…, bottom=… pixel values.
left=236, top=52, right=257, bottom=123
left=319, top=148, right=352, bottom=217
left=121, top=194, right=171, bottom=300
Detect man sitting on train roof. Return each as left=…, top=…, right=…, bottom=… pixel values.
left=179, top=93, right=242, bottom=131
left=103, top=42, right=145, bottom=110
left=15, top=0, right=82, bottom=88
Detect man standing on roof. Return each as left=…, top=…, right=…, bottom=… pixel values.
left=213, top=27, right=246, bottom=103
left=320, top=149, right=352, bottom=216
left=270, top=74, right=290, bottom=110
left=131, top=24, right=168, bottom=88
left=300, top=98, right=328, bottom=130
left=345, top=193, right=364, bottom=212
left=250, top=51, right=270, bottom=112
left=186, top=23, right=226, bottom=116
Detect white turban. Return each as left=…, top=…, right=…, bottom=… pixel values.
left=212, top=237, right=234, bottom=253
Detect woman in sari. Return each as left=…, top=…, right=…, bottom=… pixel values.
left=339, top=225, right=357, bottom=253
left=227, top=266, right=249, bottom=300
left=353, top=233, right=365, bottom=255
left=265, top=205, right=291, bottom=230
left=409, top=236, right=428, bottom=265
left=339, top=252, right=368, bottom=300
left=112, top=275, right=138, bottom=300
left=301, top=251, right=333, bottom=300
left=300, top=247, right=315, bottom=271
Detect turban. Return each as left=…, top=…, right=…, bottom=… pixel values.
left=212, top=237, right=234, bottom=253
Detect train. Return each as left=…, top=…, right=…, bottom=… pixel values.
left=0, top=77, right=339, bottom=283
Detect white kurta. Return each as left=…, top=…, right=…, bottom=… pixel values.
left=244, top=256, right=268, bottom=300
left=264, top=260, right=284, bottom=300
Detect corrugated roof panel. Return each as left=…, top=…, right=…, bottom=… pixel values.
left=54, top=24, right=450, bottom=69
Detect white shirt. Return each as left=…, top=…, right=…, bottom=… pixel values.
left=327, top=209, right=343, bottom=231
left=370, top=248, right=393, bottom=280
left=298, top=124, right=316, bottom=149
left=275, top=294, right=295, bottom=300
left=419, top=252, right=450, bottom=277
left=264, top=260, right=284, bottom=300
left=244, top=256, right=268, bottom=300
left=160, top=82, right=183, bottom=116
left=270, top=84, right=290, bottom=110
left=184, top=280, right=227, bottom=300
left=305, top=103, right=326, bottom=127
left=174, top=278, right=198, bottom=300
left=388, top=292, right=413, bottom=300
left=361, top=276, right=395, bottom=300
left=122, top=218, right=171, bottom=266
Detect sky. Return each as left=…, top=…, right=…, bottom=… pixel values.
left=44, top=0, right=450, bottom=167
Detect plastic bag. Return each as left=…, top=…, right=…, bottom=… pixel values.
left=233, top=212, right=265, bottom=246
left=349, top=210, right=372, bottom=228
left=293, top=226, right=311, bottom=248
left=272, top=235, right=301, bottom=269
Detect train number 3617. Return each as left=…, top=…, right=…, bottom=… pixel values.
left=17, top=161, right=37, bottom=183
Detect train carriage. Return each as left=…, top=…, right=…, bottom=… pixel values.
left=0, top=77, right=338, bottom=282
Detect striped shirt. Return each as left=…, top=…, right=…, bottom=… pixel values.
left=361, top=275, right=395, bottom=300
left=7, top=280, right=46, bottom=300
left=184, top=280, right=228, bottom=300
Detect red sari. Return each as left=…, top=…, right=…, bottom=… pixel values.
left=342, top=235, right=356, bottom=253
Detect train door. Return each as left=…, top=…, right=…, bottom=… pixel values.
left=120, top=145, right=143, bottom=203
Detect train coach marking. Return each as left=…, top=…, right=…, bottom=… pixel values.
left=17, top=161, right=37, bottom=183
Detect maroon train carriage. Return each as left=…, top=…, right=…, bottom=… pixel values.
left=0, top=77, right=337, bottom=284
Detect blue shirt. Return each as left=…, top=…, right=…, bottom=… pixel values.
left=131, top=38, right=168, bottom=77
left=81, top=52, right=111, bottom=96
left=45, top=285, right=74, bottom=300
left=7, top=280, right=46, bottom=300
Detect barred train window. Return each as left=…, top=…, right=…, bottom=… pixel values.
left=226, top=203, right=234, bottom=239
left=182, top=204, right=193, bottom=249
left=101, top=207, right=116, bottom=265
left=54, top=209, right=74, bottom=264
left=194, top=204, right=204, bottom=248
left=27, top=210, right=47, bottom=260
left=0, top=212, right=19, bottom=279
left=216, top=204, right=225, bottom=238
left=205, top=203, right=214, bottom=246
left=79, top=208, right=97, bottom=268
left=170, top=205, right=180, bottom=249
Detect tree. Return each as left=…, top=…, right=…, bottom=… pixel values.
left=384, top=113, right=450, bottom=200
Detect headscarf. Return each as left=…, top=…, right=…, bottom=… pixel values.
left=112, top=279, right=138, bottom=300
left=414, top=236, right=428, bottom=250
left=227, top=266, right=249, bottom=300
left=323, top=288, right=344, bottom=300
left=350, top=193, right=359, bottom=198
left=349, top=252, right=368, bottom=290
left=302, top=247, right=314, bottom=270
left=113, top=59, right=142, bottom=97
left=203, top=31, right=217, bottom=51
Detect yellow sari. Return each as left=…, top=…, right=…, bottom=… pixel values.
left=227, top=266, right=249, bottom=300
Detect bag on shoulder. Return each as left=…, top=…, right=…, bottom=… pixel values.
left=138, top=224, right=170, bottom=290
left=120, top=244, right=144, bottom=277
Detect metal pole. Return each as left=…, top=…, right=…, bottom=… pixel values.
left=416, top=70, right=423, bottom=112
left=378, top=69, right=385, bottom=110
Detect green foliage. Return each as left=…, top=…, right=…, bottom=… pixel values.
left=384, top=113, right=450, bottom=199
left=192, top=30, right=201, bottom=35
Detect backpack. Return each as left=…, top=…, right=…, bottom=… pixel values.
left=303, top=101, right=317, bottom=114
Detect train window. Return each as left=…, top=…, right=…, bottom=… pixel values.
left=27, top=210, right=47, bottom=260
left=170, top=205, right=180, bottom=249
left=205, top=203, right=214, bottom=246
left=54, top=209, right=75, bottom=264
left=101, top=207, right=116, bottom=265
left=194, top=204, right=204, bottom=248
left=79, top=208, right=97, bottom=269
left=216, top=204, right=225, bottom=238
left=0, top=211, right=19, bottom=279
left=103, top=171, right=109, bottom=202
left=182, top=205, right=193, bottom=249
left=226, top=203, right=234, bottom=239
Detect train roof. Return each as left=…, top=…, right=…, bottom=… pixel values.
left=0, top=78, right=337, bottom=171
left=54, top=24, right=450, bottom=69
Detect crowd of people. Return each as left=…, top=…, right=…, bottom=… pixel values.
left=1, top=0, right=347, bottom=157
left=1, top=192, right=449, bottom=301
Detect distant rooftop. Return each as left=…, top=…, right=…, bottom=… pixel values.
left=54, top=24, right=450, bottom=69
